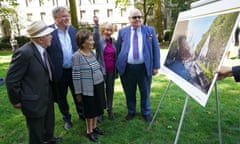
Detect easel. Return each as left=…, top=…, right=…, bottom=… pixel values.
left=146, top=0, right=240, bottom=143
left=147, top=80, right=222, bottom=144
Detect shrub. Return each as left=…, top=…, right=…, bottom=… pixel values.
left=0, top=42, right=11, bottom=49
left=0, top=36, right=11, bottom=43
left=0, top=36, right=30, bottom=50
left=164, top=30, right=173, bottom=42
left=16, top=36, right=30, bottom=47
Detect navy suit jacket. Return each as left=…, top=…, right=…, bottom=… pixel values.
left=47, top=24, right=78, bottom=81
left=116, top=25, right=160, bottom=76
left=6, top=42, right=55, bottom=118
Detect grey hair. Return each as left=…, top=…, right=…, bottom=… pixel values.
left=129, top=8, right=141, bottom=17
left=52, top=6, right=67, bottom=17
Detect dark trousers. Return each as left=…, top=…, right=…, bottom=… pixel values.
left=26, top=102, right=54, bottom=144
left=57, top=68, right=84, bottom=122
left=105, top=72, right=115, bottom=111
left=120, top=63, right=152, bottom=115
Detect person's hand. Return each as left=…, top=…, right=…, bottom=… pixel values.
left=216, top=66, right=232, bottom=80
left=152, top=69, right=159, bottom=76
left=93, top=16, right=99, bottom=25
left=13, top=103, right=21, bottom=109
left=76, top=94, right=82, bottom=102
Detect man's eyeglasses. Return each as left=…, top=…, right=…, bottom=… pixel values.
left=131, top=16, right=142, bottom=20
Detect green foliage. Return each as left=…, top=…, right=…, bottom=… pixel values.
left=164, top=30, right=173, bottom=42
left=0, top=36, right=11, bottom=43
left=0, top=36, right=30, bottom=50
left=115, top=0, right=131, bottom=8
left=0, top=42, right=11, bottom=49
left=196, top=60, right=212, bottom=80
left=15, top=36, right=30, bottom=47
left=0, top=0, right=19, bottom=7
left=195, top=12, right=239, bottom=82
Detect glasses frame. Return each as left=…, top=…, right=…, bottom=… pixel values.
left=131, top=16, right=142, bottom=20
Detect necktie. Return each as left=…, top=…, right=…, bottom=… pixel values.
left=43, top=51, right=52, bottom=81
left=133, top=29, right=139, bottom=60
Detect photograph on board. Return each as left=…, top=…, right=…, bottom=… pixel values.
left=161, top=11, right=240, bottom=106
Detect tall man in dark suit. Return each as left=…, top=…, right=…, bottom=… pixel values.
left=116, top=8, right=160, bottom=122
left=6, top=21, right=61, bottom=144
left=47, top=6, right=84, bottom=130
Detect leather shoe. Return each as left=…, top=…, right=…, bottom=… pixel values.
left=43, top=137, right=62, bottom=144
left=143, top=114, right=152, bottom=122
left=93, top=127, right=105, bottom=135
left=86, top=132, right=98, bottom=142
left=64, top=121, right=72, bottom=130
left=125, top=113, right=135, bottom=120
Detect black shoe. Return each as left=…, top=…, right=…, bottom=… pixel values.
left=97, top=115, right=104, bottom=122
left=125, top=113, right=135, bottom=121
left=143, top=114, right=152, bottom=122
left=43, top=137, right=62, bottom=144
left=108, top=110, right=115, bottom=120
left=64, top=121, right=72, bottom=130
left=86, top=132, right=98, bottom=142
left=93, top=127, right=105, bottom=135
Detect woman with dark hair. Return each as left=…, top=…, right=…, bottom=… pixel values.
left=72, top=30, right=105, bottom=142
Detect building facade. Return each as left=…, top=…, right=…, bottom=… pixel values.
left=11, top=0, right=134, bottom=36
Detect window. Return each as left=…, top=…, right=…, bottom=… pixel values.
left=27, top=13, right=32, bottom=21
left=120, top=8, right=126, bottom=17
left=65, top=0, right=69, bottom=7
left=40, top=12, right=46, bottom=21
left=94, top=10, right=99, bottom=16
left=121, top=23, right=127, bottom=28
left=39, top=0, right=42, bottom=6
left=107, top=9, right=113, bottom=17
left=25, top=0, right=28, bottom=7
left=80, top=10, right=86, bottom=19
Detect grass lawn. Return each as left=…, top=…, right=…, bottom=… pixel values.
left=0, top=49, right=240, bottom=144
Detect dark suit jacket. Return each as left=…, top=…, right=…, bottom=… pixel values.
left=6, top=42, right=55, bottom=118
left=47, top=24, right=78, bottom=81
left=232, top=66, right=240, bottom=81
left=116, top=25, right=160, bottom=77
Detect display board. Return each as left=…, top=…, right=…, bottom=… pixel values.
left=161, top=0, right=240, bottom=106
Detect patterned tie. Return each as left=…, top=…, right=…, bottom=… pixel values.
left=43, top=51, right=52, bottom=81
left=133, top=28, right=139, bottom=60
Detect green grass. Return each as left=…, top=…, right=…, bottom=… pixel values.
left=0, top=50, right=240, bottom=144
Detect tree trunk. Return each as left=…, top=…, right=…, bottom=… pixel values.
left=69, top=0, right=78, bottom=29
left=1, top=19, right=11, bottom=37
left=154, top=0, right=163, bottom=42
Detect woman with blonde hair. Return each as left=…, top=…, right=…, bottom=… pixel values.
left=93, top=16, right=117, bottom=121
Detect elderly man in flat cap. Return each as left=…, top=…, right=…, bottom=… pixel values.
left=6, top=21, right=61, bottom=144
